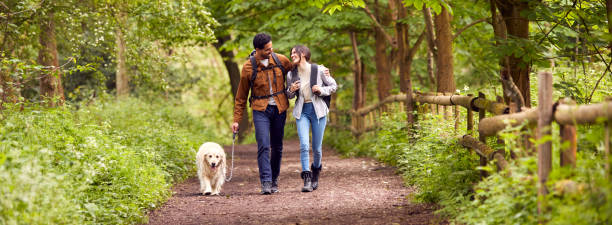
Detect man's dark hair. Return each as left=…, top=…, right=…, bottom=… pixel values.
left=253, top=33, right=271, bottom=50
left=291, top=45, right=311, bottom=62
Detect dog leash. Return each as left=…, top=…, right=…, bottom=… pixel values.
left=225, top=132, right=236, bottom=182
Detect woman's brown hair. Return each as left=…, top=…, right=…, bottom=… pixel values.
left=291, top=45, right=311, bottom=62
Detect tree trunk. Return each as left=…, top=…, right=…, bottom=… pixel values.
left=388, top=0, right=399, bottom=71
left=497, top=0, right=531, bottom=107
left=213, top=35, right=250, bottom=142
left=374, top=2, right=392, bottom=103
left=423, top=7, right=437, bottom=58
left=396, top=3, right=415, bottom=126
left=423, top=7, right=436, bottom=91
left=607, top=0, right=612, bottom=51
left=115, top=10, right=129, bottom=98
left=350, top=31, right=365, bottom=135
left=397, top=9, right=411, bottom=95
left=490, top=0, right=513, bottom=105
left=426, top=47, right=436, bottom=90
left=434, top=5, right=455, bottom=93
left=38, top=10, right=65, bottom=107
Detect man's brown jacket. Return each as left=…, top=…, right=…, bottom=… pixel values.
left=233, top=53, right=294, bottom=124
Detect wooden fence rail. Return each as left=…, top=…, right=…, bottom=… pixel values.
left=328, top=71, right=611, bottom=216
left=458, top=135, right=508, bottom=171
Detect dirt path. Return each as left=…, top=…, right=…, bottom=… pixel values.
left=146, top=139, right=441, bottom=225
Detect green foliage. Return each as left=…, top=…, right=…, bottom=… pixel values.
left=402, top=0, right=449, bottom=15
left=454, top=158, right=539, bottom=224
left=208, top=0, right=372, bottom=82
left=1, top=0, right=218, bottom=102
left=544, top=152, right=612, bottom=224
left=308, top=0, right=366, bottom=14
left=165, top=45, right=237, bottom=139
left=324, top=128, right=377, bottom=157
left=0, top=97, right=216, bottom=224
left=381, top=113, right=480, bottom=204
left=449, top=120, right=612, bottom=224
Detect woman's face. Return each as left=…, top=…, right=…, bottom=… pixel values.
left=290, top=48, right=301, bottom=64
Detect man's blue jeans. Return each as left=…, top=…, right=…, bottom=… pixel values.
left=252, top=105, right=286, bottom=183
left=296, top=103, right=327, bottom=172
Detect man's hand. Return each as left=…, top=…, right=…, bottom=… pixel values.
left=312, top=85, right=321, bottom=95
left=290, top=81, right=300, bottom=92
left=231, top=122, right=239, bottom=133
left=322, top=65, right=331, bottom=77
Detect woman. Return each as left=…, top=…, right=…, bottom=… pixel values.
left=286, top=45, right=337, bottom=192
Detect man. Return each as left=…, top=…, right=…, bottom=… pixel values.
left=231, top=33, right=293, bottom=194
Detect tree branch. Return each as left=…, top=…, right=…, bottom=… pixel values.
left=536, top=0, right=578, bottom=45
left=350, top=31, right=362, bottom=74
left=362, top=4, right=397, bottom=48
left=0, top=2, right=9, bottom=10
left=500, top=72, right=525, bottom=111
left=422, top=7, right=437, bottom=58
left=408, top=30, right=426, bottom=59
left=452, top=17, right=490, bottom=41
left=575, top=12, right=612, bottom=103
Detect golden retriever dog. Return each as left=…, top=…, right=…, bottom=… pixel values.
left=196, top=142, right=226, bottom=195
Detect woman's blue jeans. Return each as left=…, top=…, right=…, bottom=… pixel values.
left=296, top=103, right=327, bottom=172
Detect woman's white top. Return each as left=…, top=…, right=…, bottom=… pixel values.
left=298, top=65, right=313, bottom=103
left=286, top=64, right=338, bottom=120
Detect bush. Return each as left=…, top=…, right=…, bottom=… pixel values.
left=452, top=123, right=612, bottom=225
left=0, top=97, right=216, bottom=224
left=374, top=112, right=480, bottom=204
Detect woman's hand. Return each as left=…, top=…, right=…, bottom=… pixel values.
left=290, top=81, right=300, bottom=92
left=312, top=85, right=321, bottom=95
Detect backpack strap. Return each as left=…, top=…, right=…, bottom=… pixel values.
left=309, top=63, right=318, bottom=90
left=290, top=67, right=299, bottom=84
left=271, top=52, right=286, bottom=76
left=248, top=56, right=258, bottom=105
left=289, top=68, right=300, bottom=104
left=247, top=53, right=287, bottom=106
left=309, top=63, right=331, bottom=108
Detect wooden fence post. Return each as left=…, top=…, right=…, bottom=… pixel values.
left=437, top=92, right=444, bottom=116
left=454, top=93, right=460, bottom=133
left=467, top=94, right=474, bottom=135
left=445, top=92, right=452, bottom=120
left=537, top=72, right=553, bottom=215
left=559, top=98, right=577, bottom=168
left=478, top=92, right=488, bottom=177
left=430, top=103, right=436, bottom=115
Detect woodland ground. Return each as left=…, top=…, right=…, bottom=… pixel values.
left=145, top=139, right=443, bottom=225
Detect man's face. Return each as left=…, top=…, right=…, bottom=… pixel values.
left=256, top=41, right=273, bottom=59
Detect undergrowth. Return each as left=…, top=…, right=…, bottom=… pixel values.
left=0, top=97, right=217, bottom=224
left=325, top=108, right=611, bottom=224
